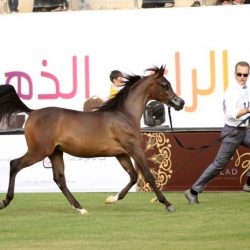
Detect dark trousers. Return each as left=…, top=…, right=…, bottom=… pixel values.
left=8, top=0, right=19, bottom=12
left=192, top=125, right=250, bottom=193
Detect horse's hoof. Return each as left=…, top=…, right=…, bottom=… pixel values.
left=72, top=206, right=88, bottom=215
left=0, top=200, right=5, bottom=209
left=150, top=197, right=158, bottom=203
left=76, top=208, right=88, bottom=215
left=166, top=204, right=176, bottom=212
left=105, top=195, right=118, bottom=204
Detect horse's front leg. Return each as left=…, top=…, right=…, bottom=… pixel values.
left=105, top=154, right=138, bottom=204
left=131, top=148, right=175, bottom=212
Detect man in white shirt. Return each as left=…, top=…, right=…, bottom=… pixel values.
left=185, top=61, right=250, bottom=204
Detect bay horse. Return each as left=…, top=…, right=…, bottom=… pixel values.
left=0, top=66, right=184, bottom=214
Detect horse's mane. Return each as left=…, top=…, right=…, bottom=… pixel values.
left=97, top=66, right=165, bottom=112
left=97, top=74, right=142, bottom=112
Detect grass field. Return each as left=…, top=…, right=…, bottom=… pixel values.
left=0, top=192, right=249, bottom=250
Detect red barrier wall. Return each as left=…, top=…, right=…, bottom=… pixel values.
left=137, top=128, right=250, bottom=191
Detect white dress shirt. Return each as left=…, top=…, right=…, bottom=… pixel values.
left=223, top=81, right=250, bottom=127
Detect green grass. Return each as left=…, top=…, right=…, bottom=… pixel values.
left=0, top=192, right=249, bottom=250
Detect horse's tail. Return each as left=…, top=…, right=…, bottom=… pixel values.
left=0, top=84, right=33, bottom=125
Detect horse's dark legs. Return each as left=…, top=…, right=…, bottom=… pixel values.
left=0, top=153, right=43, bottom=209
left=131, top=148, right=175, bottom=212
left=49, top=151, right=87, bottom=214
left=105, top=154, right=138, bottom=204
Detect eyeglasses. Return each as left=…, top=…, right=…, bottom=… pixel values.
left=236, top=73, right=249, bottom=78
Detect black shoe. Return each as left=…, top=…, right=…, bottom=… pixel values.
left=184, top=189, right=199, bottom=204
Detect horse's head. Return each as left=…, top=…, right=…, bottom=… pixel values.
left=147, top=66, right=185, bottom=111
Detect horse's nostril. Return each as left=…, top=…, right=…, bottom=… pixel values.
left=173, top=97, right=185, bottom=106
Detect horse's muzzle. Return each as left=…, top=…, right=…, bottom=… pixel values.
left=170, top=97, right=185, bottom=111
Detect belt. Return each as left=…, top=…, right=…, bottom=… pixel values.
left=225, top=124, right=247, bottom=130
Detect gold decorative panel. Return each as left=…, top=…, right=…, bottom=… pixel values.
left=137, top=130, right=250, bottom=191
left=137, top=132, right=173, bottom=192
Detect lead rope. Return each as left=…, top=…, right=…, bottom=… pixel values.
left=167, top=107, right=250, bottom=151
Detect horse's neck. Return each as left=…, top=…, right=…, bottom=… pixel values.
left=123, top=83, right=149, bottom=124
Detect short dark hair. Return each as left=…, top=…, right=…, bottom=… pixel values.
left=235, top=61, right=250, bottom=72
left=110, top=70, right=123, bottom=82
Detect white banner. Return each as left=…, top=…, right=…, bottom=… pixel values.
left=0, top=135, right=134, bottom=192
left=0, top=6, right=250, bottom=127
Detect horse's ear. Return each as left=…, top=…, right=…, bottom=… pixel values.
left=159, top=65, right=166, bottom=76
left=145, top=66, right=165, bottom=78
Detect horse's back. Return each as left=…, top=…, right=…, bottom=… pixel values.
left=25, top=107, right=107, bottom=137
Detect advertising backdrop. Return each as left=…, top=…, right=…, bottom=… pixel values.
left=0, top=6, right=250, bottom=192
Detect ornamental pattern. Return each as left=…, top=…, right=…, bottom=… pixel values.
left=234, top=149, right=250, bottom=184
left=137, top=132, right=172, bottom=192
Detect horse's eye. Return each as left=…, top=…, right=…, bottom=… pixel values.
left=161, top=81, right=169, bottom=90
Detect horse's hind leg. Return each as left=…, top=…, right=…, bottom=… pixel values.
left=105, top=154, right=138, bottom=204
left=49, top=150, right=88, bottom=215
left=0, top=153, right=43, bottom=209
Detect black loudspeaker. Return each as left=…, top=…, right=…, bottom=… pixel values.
left=142, top=0, right=168, bottom=8
left=33, top=0, right=68, bottom=12
left=143, top=101, right=165, bottom=127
